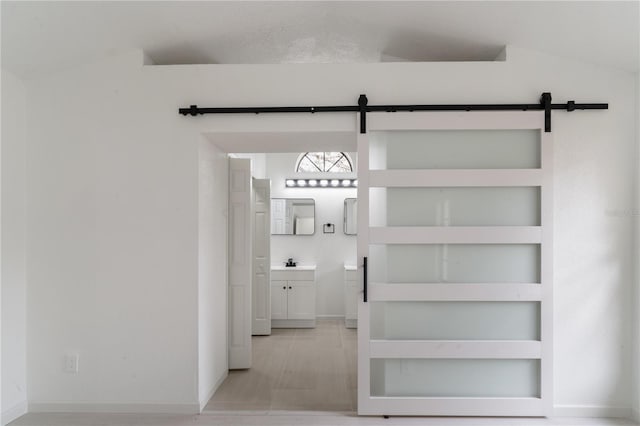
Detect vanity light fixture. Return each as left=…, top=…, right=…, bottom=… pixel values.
left=285, top=178, right=357, bottom=188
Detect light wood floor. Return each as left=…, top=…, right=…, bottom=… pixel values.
left=204, top=318, right=358, bottom=413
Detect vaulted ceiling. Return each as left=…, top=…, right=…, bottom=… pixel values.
left=2, top=1, right=638, bottom=78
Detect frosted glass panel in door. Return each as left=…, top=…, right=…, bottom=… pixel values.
left=370, top=359, right=540, bottom=397
left=369, top=244, right=540, bottom=283
left=370, top=301, right=540, bottom=340
left=369, top=130, right=540, bottom=170
left=370, top=187, right=540, bottom=226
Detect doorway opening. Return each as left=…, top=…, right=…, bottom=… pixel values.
left=201, top=131, right=359, bottom=413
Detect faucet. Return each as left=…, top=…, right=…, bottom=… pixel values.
left=285, top=258, right=297, bottom=267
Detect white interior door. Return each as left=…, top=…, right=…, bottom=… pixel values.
left=252, top=178, right=271, bottom=335
left=271, top=198, right=286, bottom=235
left=228, top=158, right=252, bottom=369
left=357, top=111, right=553, bottom=416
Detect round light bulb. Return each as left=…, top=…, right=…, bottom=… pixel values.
left=319, top=179, right=329, bottom=187
left=296, top=179, right=306, bottom=187
left=286, top=179, right=295, bottom=187
left=353, top=180, right=358, bottom=187
left=330, top=179, right=340, bottom=187
left=308, top=179, right=318, bottom=187
left=342, top=179, right=351, bottom=187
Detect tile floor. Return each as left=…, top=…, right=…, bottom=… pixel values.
left=204, top=318, right=357, bottom=412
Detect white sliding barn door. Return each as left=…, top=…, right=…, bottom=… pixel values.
left=228, top=158, right=252, bottom=369
left=252, top=178, right=271, bottom=336
left=357, top=111, right=553, bottom=416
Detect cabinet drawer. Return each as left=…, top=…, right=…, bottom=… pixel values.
left=271, top=269, right=315, bottom=281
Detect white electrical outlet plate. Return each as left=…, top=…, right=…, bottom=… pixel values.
left=64, top=353, right=79, bottom=374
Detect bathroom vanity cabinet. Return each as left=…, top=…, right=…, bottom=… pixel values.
left=344, top=265, right=358, bottom=328
left=270, top=266, right=316, bottom=328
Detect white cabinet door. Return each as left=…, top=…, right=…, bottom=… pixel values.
left=270, top=281, right=288, bottom=320
left=287, top=280, right=315, bottom=320
left=345, top=280, right=358, bottom=322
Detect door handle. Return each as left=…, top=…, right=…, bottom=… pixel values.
left=363, top=256, right=368, bottom=303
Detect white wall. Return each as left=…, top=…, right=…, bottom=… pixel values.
left=197, top=140, right=228, bottom=410
left=546, top=55, right=635, bottom=417
left=17, top=46, right=638, bottom=416
left=1, top=70, right=28, bottom=425
left=267, top=153, right=357, bottom=317
left=25, top=51, right=200, bottom=413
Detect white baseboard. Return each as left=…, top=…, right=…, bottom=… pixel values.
left=2, top=400, right=28, bottom=426
left=17, top=401, right=639, bottom=420
left=316, top=315, right=345, bottom=319
left=199, top=371, right=228, bottom=412
left=28, top=401, right=199, bottom=415
left=553, top=405, right=632, bottom=418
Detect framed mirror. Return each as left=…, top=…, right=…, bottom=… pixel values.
left=344, top=198, right=357, bottom=235
left=271, top=198, right=315, bottom=235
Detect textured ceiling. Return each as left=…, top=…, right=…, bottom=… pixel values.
left=2, top=1, right=639, bottom=77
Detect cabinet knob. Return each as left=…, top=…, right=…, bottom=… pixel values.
left=283, top=286, right=286, bottom=289
left=289, top=286, right=292, bottom=289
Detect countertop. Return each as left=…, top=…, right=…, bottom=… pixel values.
left=271, top=265, right=317, bottom=271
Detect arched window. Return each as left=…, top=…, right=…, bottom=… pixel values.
left=296, top=152, right=353, bottom=173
